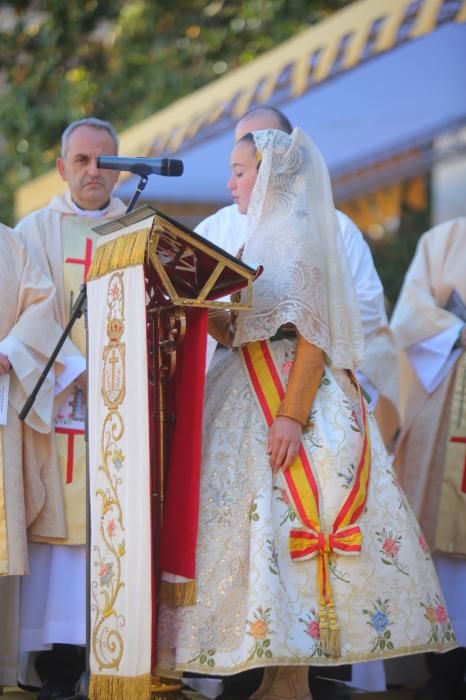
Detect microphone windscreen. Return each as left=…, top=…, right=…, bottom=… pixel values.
left=168, top=159, right=184, bottom=176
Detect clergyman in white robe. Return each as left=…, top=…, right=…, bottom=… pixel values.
left=15, top=191, right=126, bottom=659
left=0, top=224, right=65, bottom=686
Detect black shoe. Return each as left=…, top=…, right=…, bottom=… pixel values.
left=309, top=677, right=352, bottom=700
left=35, top=644, right=86, bottom=700
left=18, top=681, right=41, bottom=692
left=37, top=682, right=77, bottom=700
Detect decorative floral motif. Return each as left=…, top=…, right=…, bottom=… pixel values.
left=112, top=448, right=124, bottom=471
left=247, top=607, right=273, bottom=661
left=418, top=533, right=432, bottom=560
left=421, top=594, right=455, bottom=645
left=342, top=397, right=361, bottom=433
left=328, top=555, right=351, bottom=584
left=273, top=486, right=297, bottom=525
left=249, top=499, right=260, bottom=523
left=336, top=462, right=355, bottom=489
left=187, top=648, right=216, bottom=668
left=299, top=609, right=323, bottom=657
left=266, top=538, right=280, bottom=576
left=281, top=359, right=294, bottom=376
left=107, top=519, right=117, bottom=538
left=98, top=561, right=114, bottom=587
left=306, top=408, right=323, bottom=447
left=363, top=598, right=394, bottom=653
left=375, top=528, right=409, bottom=576
left=92, top=272, right=126, bottom=672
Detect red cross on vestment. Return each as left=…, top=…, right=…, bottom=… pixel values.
left=449, top=435, right=466, bottom=493
left=65, top=237, right=93, bottom=281
left=55, top=426, right=85, bottom=484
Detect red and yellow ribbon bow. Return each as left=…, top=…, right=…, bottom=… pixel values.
left=241, top=339, right=371, bottom=657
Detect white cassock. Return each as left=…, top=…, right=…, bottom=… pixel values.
left=195, top=205, right=396, bottom=692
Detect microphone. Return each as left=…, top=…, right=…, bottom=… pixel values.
left=97, top=155, right=184, bottom=177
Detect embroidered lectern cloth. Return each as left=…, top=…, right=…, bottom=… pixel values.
left=88, top=263, right=152, bottom=700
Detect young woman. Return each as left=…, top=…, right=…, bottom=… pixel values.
left=157, top=128, right=455, bottom=700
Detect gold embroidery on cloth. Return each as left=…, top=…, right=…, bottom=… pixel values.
left=0, top=428, right=9, bottom=574
left=92, top=272, right=127, bottom=671
left=87, top=228, right=150, bottom=281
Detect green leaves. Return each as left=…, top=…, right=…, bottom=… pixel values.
left=0, top=0, right=351, bottom=224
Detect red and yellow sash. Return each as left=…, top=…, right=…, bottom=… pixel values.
left=241, top=339, right=371, bottom=657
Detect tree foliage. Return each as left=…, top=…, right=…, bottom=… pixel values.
left=0, top=0, right=351, bottom=224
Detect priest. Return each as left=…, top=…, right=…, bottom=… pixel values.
left=0, top=223, right=65, bottom=687
left=391, top=217, right=466, bottom=700
left=15, top=117, right=127, bottom=699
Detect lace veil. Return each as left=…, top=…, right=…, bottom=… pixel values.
left=233, top=127, right=365, bottom=370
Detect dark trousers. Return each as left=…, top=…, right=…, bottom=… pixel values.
left=425, top=647, right=466, bottom=700
left=35, top=644, right=85, bottom=697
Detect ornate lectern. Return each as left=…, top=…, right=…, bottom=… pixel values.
left=85, top=206, right=259, bottom=700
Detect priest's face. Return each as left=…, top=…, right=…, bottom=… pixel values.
left=56, top=125, right=119, bottom=210
left=227, top=138, right=258, bottom=215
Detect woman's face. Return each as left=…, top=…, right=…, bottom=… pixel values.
left=227, top=139, right=258, bottom=215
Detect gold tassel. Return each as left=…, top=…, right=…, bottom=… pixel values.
left=327, top=626, right=341, bottom=658
left=320, top=601, right=341, bottom=658
left=87, top=228, right=150, bottom=280
left=89, top=671, right=151, bottom=700
left=159, top=579, right=196, bottom=607
left=318, top=602, right=330, bottom=654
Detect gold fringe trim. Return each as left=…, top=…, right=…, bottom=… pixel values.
left=159, top=579, right=196, bottom=607
left=87, top=228, right=150, bottom=280
left=89, top=671, right=151, bottom=700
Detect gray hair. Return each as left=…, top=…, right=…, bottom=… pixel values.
left=61, top=117, right=119, bottom=156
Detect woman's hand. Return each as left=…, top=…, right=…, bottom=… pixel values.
left=0, top=353, right=11, bottom=376
left=268, top=416, right=302, bottom=473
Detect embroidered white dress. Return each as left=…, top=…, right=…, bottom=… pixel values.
left=157, top=129, right=455, bottom=675
left=158, top=338, right=455, bottom=674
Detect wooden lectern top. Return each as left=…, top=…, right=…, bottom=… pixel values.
left=91, top=204, right=261, bottom=310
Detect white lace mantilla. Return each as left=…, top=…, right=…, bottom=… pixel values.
left=233, top=128, right=364, bottom=371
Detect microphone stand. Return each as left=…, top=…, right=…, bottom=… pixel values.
left=20, top=178, right=150, bottom=700
left=125, top=173, right=149, bottom=214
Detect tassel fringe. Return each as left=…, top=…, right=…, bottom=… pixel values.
left=319, top=602, right=341, bottom=658
left=159, top=579, right=196, bottom=607
left=89, top=672, right=151, bottom=700
left=87, top=228, right=150, bottom=280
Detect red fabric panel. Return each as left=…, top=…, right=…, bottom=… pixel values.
left=159, top=307, right=208, bottom=579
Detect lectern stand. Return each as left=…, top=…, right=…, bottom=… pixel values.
left=86, top=205, right=259, bottom=700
